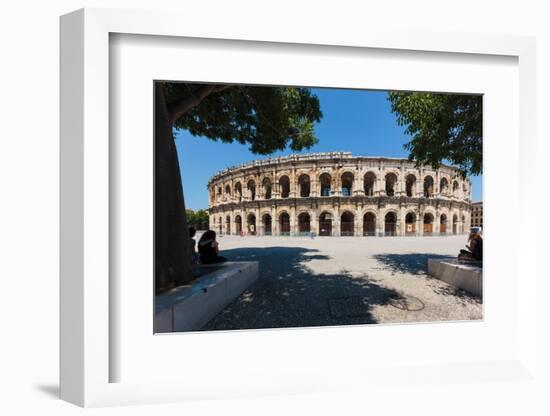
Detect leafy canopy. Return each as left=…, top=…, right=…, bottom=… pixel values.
left=163, top=83, right=323, bottom=154
left=388, top=92, right=482, bottom=176
left=185, top=209, right=209, bottom=230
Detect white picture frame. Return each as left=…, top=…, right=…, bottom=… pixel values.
left=60, top=7, right=539, bottom=408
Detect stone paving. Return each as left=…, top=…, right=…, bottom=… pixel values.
left=201, top=235, right=482, bottom=331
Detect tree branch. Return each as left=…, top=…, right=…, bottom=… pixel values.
left=167, top=84, right=232, bottom=124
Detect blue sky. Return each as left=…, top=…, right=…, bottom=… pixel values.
left=175, top=88, right=482, bottom=210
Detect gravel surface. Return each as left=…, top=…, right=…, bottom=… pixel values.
left=201, top=235, right=482, bottom=331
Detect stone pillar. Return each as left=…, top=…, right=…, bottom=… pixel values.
left=290, top=169, right=297, bottom=198
left=378, top=164, right=386, bottom=196
left=333, top=206, right=341, bottom=236
left=311, top=174, right=318, bottom=197
left=377, top=212, right=384, bottom=237
left=273, top=207, right=279, bottom=235
left=399, top=206, right=405, bottom=236
left=290, top=205, right=297, bottom=235
left=418, top=207, right=424, bottom=236
left=311, top=210, right=318, bottom=235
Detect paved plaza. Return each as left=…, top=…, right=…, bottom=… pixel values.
left=201, top=235, right=482, bottom=331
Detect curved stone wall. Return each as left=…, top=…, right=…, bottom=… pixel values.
left=207, top=152, right=472, bottom=236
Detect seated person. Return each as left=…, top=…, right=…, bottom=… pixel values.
left=458, top=231, right=483, bottom=262
left=198, top=230, right=228, bottom=264
left=189, top=226, right=198, bottom=264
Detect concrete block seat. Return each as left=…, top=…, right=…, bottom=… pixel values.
left=427, top=259, right=482, bottom=298
left=155, top=261, right=259, bottom=333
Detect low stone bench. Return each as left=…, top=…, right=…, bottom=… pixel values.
left=155, top=261, right=259, bottom=333
left=427, top=259, right=482, bottom=298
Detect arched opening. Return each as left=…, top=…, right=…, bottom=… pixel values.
left=364, top=172, right=376, bottom=196
left=363, top=212, right=376, bottom=236
left=225, top=215, right=231, bottom=235
left=235, top=215, right=242, bottom=234
left=405, top=174, right=416, bottom=197
left=384, top=212, right=397, bottom=236
left=440, top=214, right=447, bottom=234
left=218, top=217, right=223, bottom=234
left=262, top=214, right=272, bottom=235
left=298, top=174, right=310, bottom=197
left=385, top=173, right=398, bottom=196
left=279, top=175, right=290, bottom=198
left=279, top=212, right=290, bottom=235
left=440, top=178, right=448, bottom=195
left=234, top=182, right=242, bottom=202
left=340, top=211, right=355, bottom=236
left=423, top=212, right=434, bottom=235
left=298, top=212, right=311, bottom=233
left=319, top=212, right=332, bottom=236
left=225, top=184, right=231, bottom=198
left=247, top=180, right=256, bottom=201
left=453, top=180, right=460, bottom=196
left=217, top=187, right=222, bottom=201
left=247, top=213, right=256, bottom=235
left=341, top=172, right=354, bottom=196
left=320, top=173, right=332, bottom=197
left=424, top=176, right=434, bottom=198
left=452, top=214, right=458, bottom=234
left=262, top=177, right=272, bottom=200
left=405, top=212, right=416, bottom=235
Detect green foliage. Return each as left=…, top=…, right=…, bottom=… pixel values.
left=164, top=83, right=322, bottom=154
left=388, top=92, right=482, bottom=176
left=186, top=209, right=209, bottom=230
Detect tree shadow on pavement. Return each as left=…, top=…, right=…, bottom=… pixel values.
left=201, top=246, right=398, bottom=331
left=372, top=253, right=455, bottom=275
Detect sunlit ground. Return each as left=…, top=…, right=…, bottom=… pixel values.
left=200, top=235, right=482, bottom=331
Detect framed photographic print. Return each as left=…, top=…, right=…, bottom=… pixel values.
left=60, top=7, right=538, bottom=408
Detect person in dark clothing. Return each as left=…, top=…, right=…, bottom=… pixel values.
left=459, top=231, right=483, bottom=262
left=198, top=230, right=228, bottom=264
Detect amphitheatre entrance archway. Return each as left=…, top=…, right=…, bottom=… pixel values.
left=384, top=212, right=397, bottom=236
left=247, top=213, right=256, bottom=235
left=423, top=213, right=434, bottom=235
left=440, top=214, right=447, bottom=234
left=363, top=212, right=376, bottom=236
left=298, top=212, right=311, bottom=233
left=319, top=212, right=332, bottom=236
left=225, top=215, right=231, bottom=235
left=340, top=211, right=354, bottom=236
left=262, top=214, right=272, bottom=235
left=279, top=212, right=290, bottom=235
left=405, top=212, right=416, bottom=235
left=235, top=215, right=242, bottom=234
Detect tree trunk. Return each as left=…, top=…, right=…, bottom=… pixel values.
left=155, top=83, right=194, bottom=293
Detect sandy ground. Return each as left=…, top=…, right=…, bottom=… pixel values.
left=201, top=235, right=482, bottom=331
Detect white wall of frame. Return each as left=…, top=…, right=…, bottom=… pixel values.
left=1, top=0, right=549, bottom=415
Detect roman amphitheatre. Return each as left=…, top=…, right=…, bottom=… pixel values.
left=207, top=152, right=472, bottom=237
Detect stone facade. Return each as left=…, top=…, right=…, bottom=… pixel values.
left=470, top=201, right=483, bottom=229
left=207, top=152, right=472, bottom=237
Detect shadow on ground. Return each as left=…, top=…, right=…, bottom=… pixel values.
left=201, top=246, right=398, bottom=331
left=372, top=253, right=455, bottom=275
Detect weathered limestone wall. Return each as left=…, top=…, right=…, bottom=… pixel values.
left=207, top=152, right=472, bottom=237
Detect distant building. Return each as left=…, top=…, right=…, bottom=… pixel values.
left=207, top=152, right=472, bottom=237
left=470, top=201, right=483, bottom=229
